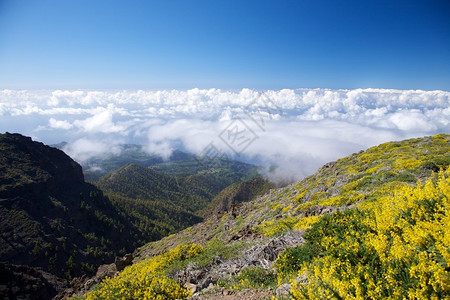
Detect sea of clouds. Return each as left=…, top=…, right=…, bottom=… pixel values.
left=0, top=88, right=448, bottom=181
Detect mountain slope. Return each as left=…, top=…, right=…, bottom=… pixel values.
left=79, top=134, right=450, bottom=299
left=152, top=157, right=258, bottom=197
left=91, top=153, right=262, bottom=250
left=96, top=163, right=212, bottom=212
left=0, top=133, right=142, bottom=298
left=198, top=176, right=275, bottom=217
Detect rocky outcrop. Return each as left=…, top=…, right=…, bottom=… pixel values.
left=55, top=263, right=118, bottom=299
left=173, top=230, right=305, bottom=293
left=0, top=262, right=67, bottom=300
left=115, top=253, right=133, bottom=272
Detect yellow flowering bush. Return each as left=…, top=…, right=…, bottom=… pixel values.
left=254, top=216, right=300, bottom=237
left=289, top=169, right=450, bottom=299
left=293, top=215, right=321, bottom=231
left=85, top=243, right=203, bottom=300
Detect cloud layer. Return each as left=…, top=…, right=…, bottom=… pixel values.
left=1, top=88, right=448, bottom=181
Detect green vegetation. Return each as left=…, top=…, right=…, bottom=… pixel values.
left=94, top=160, right=261, bottom=243
left=96, top=163, right=211, bottom=212
left=218, top=266, right=277, bottom=290
left=108, top=193, right=202, bottom=243
left=4, top=132, right=449, bottom=299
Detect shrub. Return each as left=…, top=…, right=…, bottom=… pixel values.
left=84, top=244, right=203, bottom=300
left=275, top=245, right=314, bottom=283
left=290, top=169, right=450, bottom=299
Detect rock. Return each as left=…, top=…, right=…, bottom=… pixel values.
left=0, top=262, right=64, bottom=300
left=69, top=275, right=88, bottom=293
left=223, top=289, right=236, bottom=295
left=276, top=283, right=291, bottom=298
left=302, top=205, right=338, bottom=217
left=115, top=253, right=133, bottom=271
left=229, top=264, right=239, bottom=275
left=171, top=230, right=304, bottom=296
left=228, top=225, right=262, bottom=242
left=96, top=263, right=117, bottom=279
left=185, top=282, right=197, bottom=294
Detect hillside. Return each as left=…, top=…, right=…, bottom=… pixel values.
left=95, top=163, right=206, bottom=242
left=94, top=160, right=260, bottom=242
left=77, top=134, right=450, bottom=299
left=96, top=163, right=211, bottom=212
left=0, top=133, right=142, bottom=298
left=198, top=177, right=275, bottom=217
left=151, top=157, right=258, bottom=197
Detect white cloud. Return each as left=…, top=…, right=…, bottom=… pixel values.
left=48, top=118, right=73, bottom=130
left=1, top=88, right=449, bottom=181
left=63, top=138, right=123, bottom=162
left=72, top=105, right=126, bottom=133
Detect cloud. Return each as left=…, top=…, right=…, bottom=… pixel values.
left=62, top=138, right=123, bottom=162
left=0, top=88, right=449, bottom=181
left=72, top=105, right=127, bottom=133
left=48, top=118, right=73, bottom=130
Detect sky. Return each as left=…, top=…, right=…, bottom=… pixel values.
left=0, top=0, right=449, bottom=90
left=0, top=1, right=449, bottom=181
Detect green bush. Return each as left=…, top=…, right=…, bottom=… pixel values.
left=236, top=266, right=277, bottom=288
left=275, top=244, right=314, bottom=282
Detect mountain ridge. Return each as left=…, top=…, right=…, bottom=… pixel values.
left=0, top=133, right=143, bottom=298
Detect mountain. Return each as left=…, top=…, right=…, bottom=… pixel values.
left=95, top=163, right=205, bottom=242
left=198, top=176, right=275, bottom=217
left=0, top=133, right=142, bottom=298
left=78, top=134, right=449, bottom=299
left=96, top=163, right=211, bottom=212
left=94, top=162, right=264, bottom=243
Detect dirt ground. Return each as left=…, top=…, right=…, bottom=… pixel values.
left=190, top=288, right=274, bottom=300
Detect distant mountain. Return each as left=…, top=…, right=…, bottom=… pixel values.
left=0, top=133, right=142, bottom=298
left=56, top=143, right=196, bottom=181
left=55, top=142, right=259, bottom=184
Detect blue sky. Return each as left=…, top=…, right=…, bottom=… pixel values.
left=0, top=0, right=449, bottom=90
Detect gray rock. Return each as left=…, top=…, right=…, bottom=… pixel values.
left=276, top=283, right=291, bottom=298
left=185, top=282, right=197, bottom=294
left=115, top=253, right=133, bottom=272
